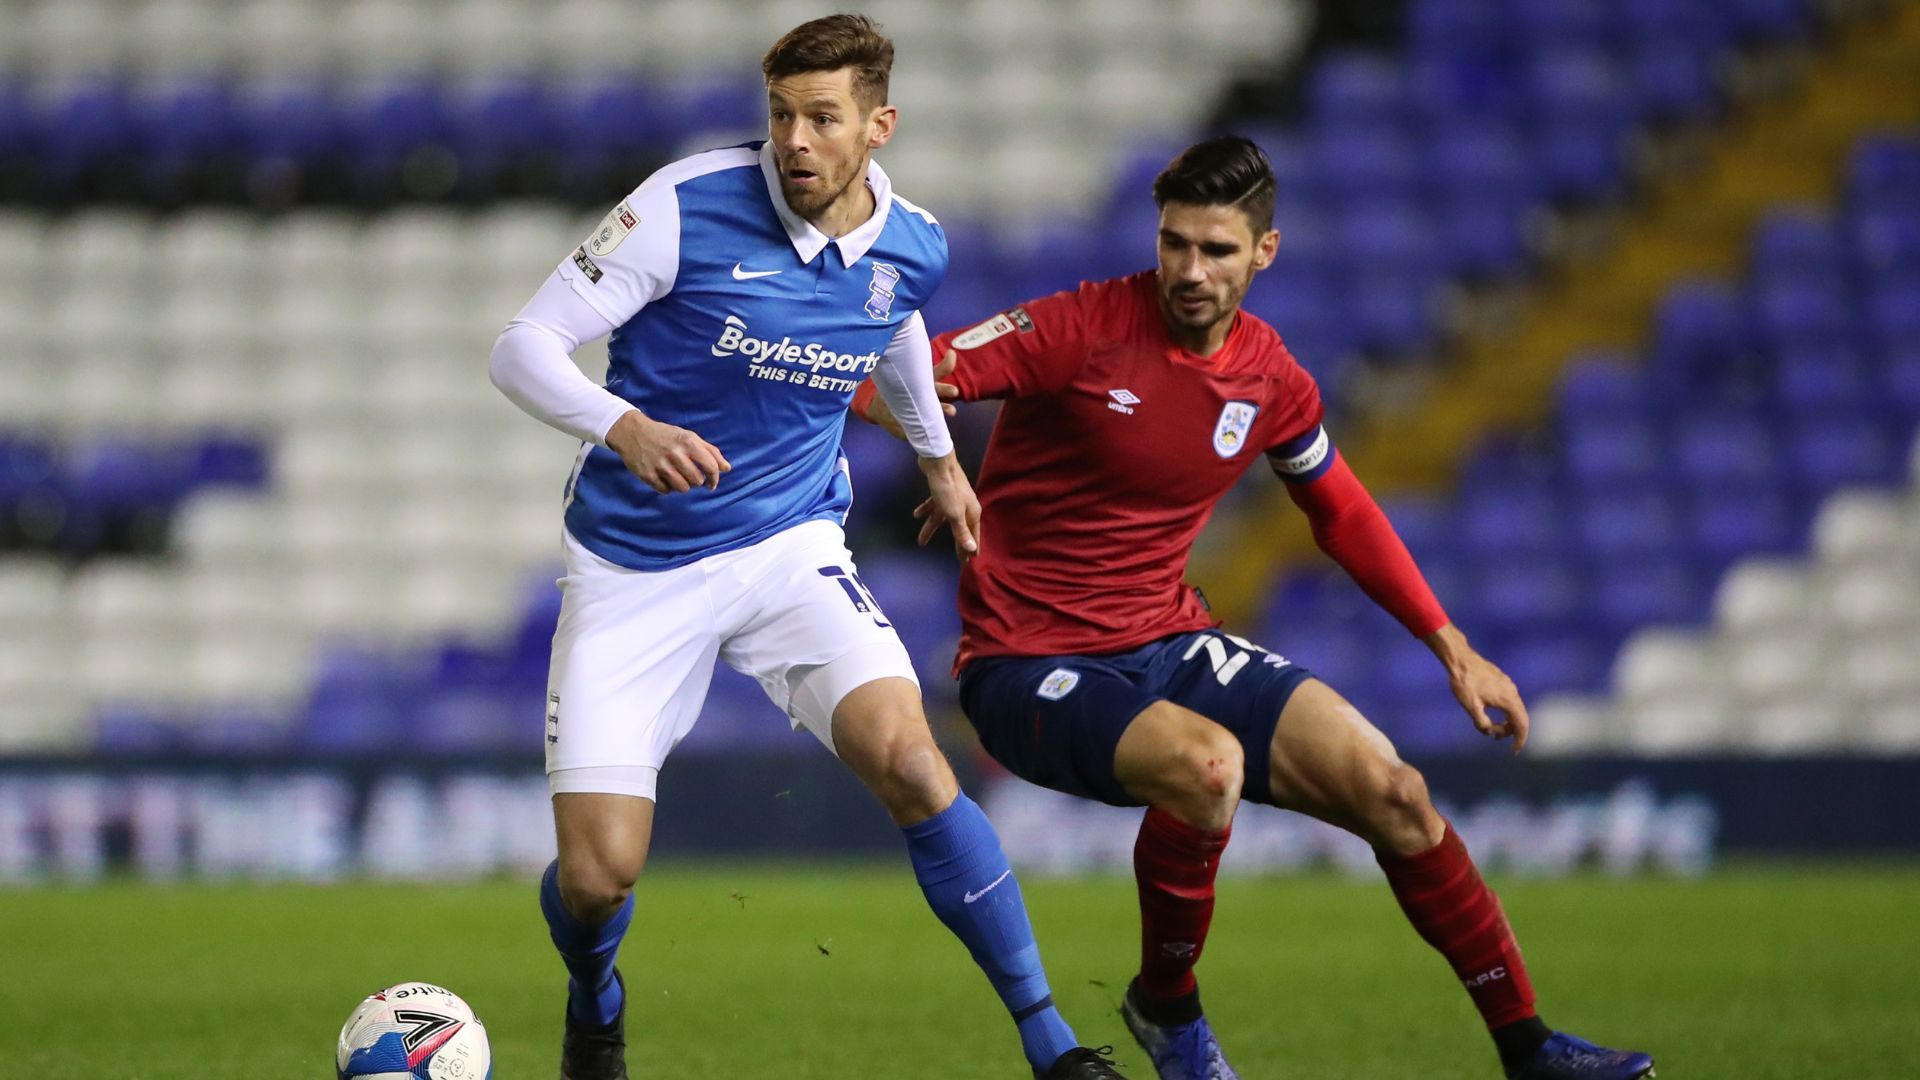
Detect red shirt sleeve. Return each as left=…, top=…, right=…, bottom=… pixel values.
left=930, top=286, right=1095, bottom=402
left=1283, top=450, right=1451, bottom=638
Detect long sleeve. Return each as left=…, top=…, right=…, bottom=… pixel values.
left=490, top=182, right=681, bottom=445
left=1275, top=426, right=1450, bottom=637
left=868, top=311, right=954, bottom=458
left=489, top=273, right=634, bottom=446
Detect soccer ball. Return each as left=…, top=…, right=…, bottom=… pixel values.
left=336, top=982, right=492, bottom=1080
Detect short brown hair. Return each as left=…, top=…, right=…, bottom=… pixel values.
left=762, top=13, right=894, bottom=111
left=1153, top=136, right=1278, bottom=235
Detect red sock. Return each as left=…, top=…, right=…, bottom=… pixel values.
left=1133, top=808, right=1230, bottom=1001
left=1376, top=823, right=1537, bottom=1029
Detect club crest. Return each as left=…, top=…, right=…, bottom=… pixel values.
left=1037, top=668, right=1080, bottom=700
left=865, top=262, right=900, bottom=320
left=1212, top=401, right=1259, bottom=458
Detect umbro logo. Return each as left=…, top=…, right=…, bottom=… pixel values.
left=732, top=263, right=783, bottom=281
left=1107, top=388, right=1140, bottom=415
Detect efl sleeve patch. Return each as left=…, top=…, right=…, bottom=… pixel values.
left=1267, top=424, right=1334, bottom=483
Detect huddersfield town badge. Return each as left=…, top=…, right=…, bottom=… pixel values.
left=1212, top=401, right=1259, bottom=458
left=865, top=262, right=900, bottom=320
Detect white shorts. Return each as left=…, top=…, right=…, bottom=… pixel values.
left=544, top=519, right=920, bottom=800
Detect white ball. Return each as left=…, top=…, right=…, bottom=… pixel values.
left=336, top=982, right=492, bottom=1080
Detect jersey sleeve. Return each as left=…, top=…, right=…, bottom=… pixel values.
left=554, top=179, right=682, bottom=327
left=930, top=286, right=1094, bottom=401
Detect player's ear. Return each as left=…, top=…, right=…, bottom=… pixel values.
left=867, top=103, right=897, bottom=149
left=1252, top=227, right=1280, bottom=271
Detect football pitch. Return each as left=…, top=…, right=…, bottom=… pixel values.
left=2, top=864, right=1915, bottom=1079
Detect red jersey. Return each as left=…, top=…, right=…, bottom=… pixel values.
left=937, top=272, right=1324, bottom=670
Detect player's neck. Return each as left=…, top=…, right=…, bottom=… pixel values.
left=1161, top=308, right=1237, bottom=358
left=802, top=178, right=877, bottom=240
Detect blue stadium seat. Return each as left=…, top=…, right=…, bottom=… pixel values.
left=242, top=79, right=342, bottom=165
left=1334, top=201, right=1439, bottom=278
left=1882, top=345, right=1920, bottom=421
left=1307, top=50, right=1406, bottom=127
left=1787, top=413, right=1901, bottom=491
left=1407, top=0, right=1504, bottom=61
left=1345, top=276, right=1438, bottom=354
left=1751, top=207, right=1843, bottom=279
left=1671, top=409, right=1777, bottom=487
left=1616, top=0, right=1733, bottom=53
left=1534, top=122, right=1629, bottom=201
left=299, top=647, right=421, bottom=753
left=1864, top=278, right=1920, bottom=349
left=1847, top=136, right=1920, bottom=207
left=1774, top=342, right=1875, bottom=416
left=1561, top=415, right=1662, bottom=488
left=1426, top=121, right=1535, bottom=205
left=1649, top=282, right=1763, bottom=396
left=1557, top=352, right=1656, bottom=421
left=1574, top=489, right=1682, bottom=558
left=1724, top=0, right=1810, bottom=41
left=1438, top=197, right=1531, bottom=278
left=1686, top=485, right=1800, bottom=567
left=137, top=77, right=242, bottom=161
left=1459, top=486, right=1568, bottom=556
left=1470, top=556, right=1586, bottom=630
left=1511, top=0, right=1614, bottom=52
left=1753, top=278, right=1852, bottom=349
left=1377, top=494, right=1457, bottom=565
left=1496, top=628, right=1609, bottom=695
left=1527, top=49, right=1636, bottom=132
left=1852, top=207, right=1920, bottom=276
left=345, top=78, right=454, bottom=173
left=37, top=78, right=133, bottom=180
left=1590, top=553, right=1710, bottom=637
left=450, top=77, right=557, bottom=164
left=1312, top=130, right=1422, bottom=202
left=94, top=707, right=190, bottom=756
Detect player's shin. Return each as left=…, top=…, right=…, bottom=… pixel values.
left=1375, top=824, right=1552, bottom=1068
left=1131, top=808, right=1230, bottom=1021
left=540, top=859, right=634, bottom=1028
left=901, top=791, right=1080, bottom=1070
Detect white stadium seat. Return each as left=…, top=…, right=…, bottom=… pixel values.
left=1713, top=560, right=1812, bottom=633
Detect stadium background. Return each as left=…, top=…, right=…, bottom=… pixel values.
left=0, top=0, right=1916, bottom=1075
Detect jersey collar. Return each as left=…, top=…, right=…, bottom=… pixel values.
left=757, top=140, right=894, bottom=267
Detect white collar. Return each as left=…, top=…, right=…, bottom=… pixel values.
left=757, top=140, right=893, bottom=267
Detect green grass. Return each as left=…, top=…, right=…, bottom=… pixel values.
left=1, top=864, right=1916, bottom=1078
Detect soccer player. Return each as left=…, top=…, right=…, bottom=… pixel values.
left=855, top=137, right=1656, bottom=1080
left=488, top=16, right=1125, bottom=1080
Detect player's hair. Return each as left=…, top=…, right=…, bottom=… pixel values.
left=1152, top=136, right=1278, bottom=236
left=762, top=13, right=894, bottom=112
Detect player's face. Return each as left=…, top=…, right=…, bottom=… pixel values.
left=1154, top=202, right=1279, bottom=347
left=767, top=70, right=896, bottom=225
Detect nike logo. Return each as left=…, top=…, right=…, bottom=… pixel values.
left=963, top=869, right=1013, bottom=904
left=732, top=263, right=783, bottom=280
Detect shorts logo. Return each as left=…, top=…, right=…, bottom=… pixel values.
left=865, top=262, right=900, bottom=320
left=1212, top=400, right=1259, bottom=458
left=588, top=201, right=637, bottom=257
left=1037, top=668, right=1080, bottom=700
left=953, top=313, right=1016, bottom=350
left=546, top=691, right=561, bottom=745
left=571, top=246, right=603, bottom=284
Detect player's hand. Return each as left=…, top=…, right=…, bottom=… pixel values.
left=912, top=452, right=981, bottom=561
left=1425, top=624, right=1530, bottom=753
left=932, top=349, right=961, bottom=402
left=604, top=409, right=731, bottom=494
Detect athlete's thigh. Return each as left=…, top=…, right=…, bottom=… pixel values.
left=1262, top=678, right=1409, bottom=826
left=716, top=520, right=922, bottom=753
left=1145, top=629, right=1316, bottom=805
left=958, top=654, right=1159, bottom=807
left=546, top=531, right=722, bottom=798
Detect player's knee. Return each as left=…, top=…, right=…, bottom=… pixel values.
left=558, top=854, right=641, bottom=922
left=1366, top=761, right=1442, bottom=850
left=1157, top=726, right=1243, bottom=826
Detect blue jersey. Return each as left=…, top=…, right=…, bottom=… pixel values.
left=552, top=142, right=947, bottom=571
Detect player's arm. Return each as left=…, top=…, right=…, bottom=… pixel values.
left=1272, top=424, right=1530, bottom=751
left=872, top=312, right=980, bottom=559
left=852, top=288, right=1093, bottom=437
left=488, top=192, right=729, bottom=493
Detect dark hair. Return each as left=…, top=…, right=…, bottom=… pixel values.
left=1151, top=136, right=1278, bottom=235
left=762, top=13, right=894, bottom=112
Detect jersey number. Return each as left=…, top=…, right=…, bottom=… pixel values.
left=818, top=566, right=892, bottom=628
left=1182, top=633, right=1266, bottom=686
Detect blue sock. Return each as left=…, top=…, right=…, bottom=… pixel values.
left=539, top=859, right=632, bottom=1028
left=903, top=792, right=1079, bottom=1071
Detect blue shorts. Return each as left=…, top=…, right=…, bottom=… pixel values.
left=958, top=629, right=1316, bottom=808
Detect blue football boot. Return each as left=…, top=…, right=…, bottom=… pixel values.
left=1119, top=980, right=1239, bottom=1080
left=1506, top=1031, right=1654, bottom=1079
